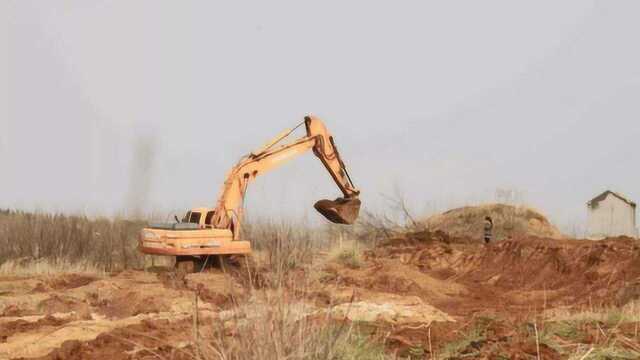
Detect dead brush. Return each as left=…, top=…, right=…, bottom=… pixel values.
left=328, top=240, right=363, bottom=269
left=200, top=269, right=387, bottom=360
left=353, top=191, right=428, bottom=246
left=536, top=303, right=640, bottom=358
left=241, top=219, right=321, bottom=288
left=0, top=209, right=145, bottom=272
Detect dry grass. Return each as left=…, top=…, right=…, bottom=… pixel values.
left=201, top=269, right=386, bottom=360
left=243, top=219, right=317, bottom=266
left=439, top=325, right=486, bottom=359
left=0, top=257, right=105, bottom=276
left=328, top=240, right=363, bottom=269
left=544, top=301, right=640, bottom=324
left=241, top=219, right=320, bottom=288
left=538, top=303, right=640, bottom=359
left=241, top=218, right=368, bottom=288
left=0, top=210, right=145, bottom=272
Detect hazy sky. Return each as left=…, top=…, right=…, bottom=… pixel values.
left=2, top=1, right=639, bottom=230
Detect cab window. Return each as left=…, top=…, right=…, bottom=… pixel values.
left=205, top=211, right=215, bottom=225
left=189, top=211, right=202, bottom=224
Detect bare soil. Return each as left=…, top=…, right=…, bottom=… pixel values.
left=0, top=269, right=237, bottom=359
left=2, top=233, right=640, bottom=359
left=328, top=231, right=640, bottom=358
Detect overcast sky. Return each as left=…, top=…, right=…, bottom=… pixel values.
left=2, top=1, right=639, bottom=230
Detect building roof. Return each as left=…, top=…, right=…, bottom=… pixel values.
left=588, top=190, right=636, bottom=208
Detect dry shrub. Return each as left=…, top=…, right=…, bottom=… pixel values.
left=204, top=288, right=386, bottom=360
left=241, top=219, right=325, bottom=287
left=354, top=210, right=402, bottom=245
left=0, top=210, right=145, bottom=272
left=0, top=210, right=356, bottom=276
left=539, top=304, right=640, bottom=359
left=329, top=241, right=362, bottom=269
left=351, top=191, right=429, bottom=246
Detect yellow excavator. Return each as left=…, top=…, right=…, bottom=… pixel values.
left=138, top=115, right=361, bottom=270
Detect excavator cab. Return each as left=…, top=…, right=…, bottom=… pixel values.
left=314, top=197, right=361, bottom=225
left=179, top=208, right=217, bottom=227
left=182, top=211, right=200, bottom=224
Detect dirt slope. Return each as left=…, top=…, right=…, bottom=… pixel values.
left=325, top=230, right=640, bottom=358
left=362, top=231, right=640, bottom=314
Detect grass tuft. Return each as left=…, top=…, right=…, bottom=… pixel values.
left=335, top=249, right=362, bottom=269
left=439, top=326, right=485, bottom=359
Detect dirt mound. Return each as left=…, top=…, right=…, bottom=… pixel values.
left=367, top=230, right=640, bottom=313
left=349, top=230, right=640, bottom=357
left=421, top=203, right=565, bottom=241
left=459, top=237, right=640, bottom=305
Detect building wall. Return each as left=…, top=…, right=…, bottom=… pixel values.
left=587, top=194, right=637, bottom=239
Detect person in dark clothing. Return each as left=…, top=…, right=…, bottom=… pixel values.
left=483, top=216, right=493, bottom=244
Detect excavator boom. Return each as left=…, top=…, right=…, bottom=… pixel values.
left=211, top=116, right=360, bottom=236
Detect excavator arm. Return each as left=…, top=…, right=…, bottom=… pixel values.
left=210, top=116, right=360, bottom=238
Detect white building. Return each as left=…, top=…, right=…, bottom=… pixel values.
left=587, top=191, right=638, bottom=239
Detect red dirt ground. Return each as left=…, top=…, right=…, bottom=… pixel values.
left=2, top=233, right=640, bottom=359
left=331, top=231, right=640, bottom=358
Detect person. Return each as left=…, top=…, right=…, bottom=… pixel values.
left=483, top=216, right=493, bottom=244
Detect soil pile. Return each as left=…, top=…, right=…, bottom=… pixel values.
left=421, top=203, right=565, bottom=241
left=459, top=236, right=640, bottom=306
left=327, top=230, right=640, bottom=358
left=366, top=230, right=640, bottom=312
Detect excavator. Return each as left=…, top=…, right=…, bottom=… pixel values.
left=138, top=115, right=361, bottom=271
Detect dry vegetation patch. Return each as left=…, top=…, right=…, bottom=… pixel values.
left=0, top=210, right=145, bottom=272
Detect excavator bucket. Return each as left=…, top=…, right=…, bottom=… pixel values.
left=314, top=197, right=361, bottom=225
